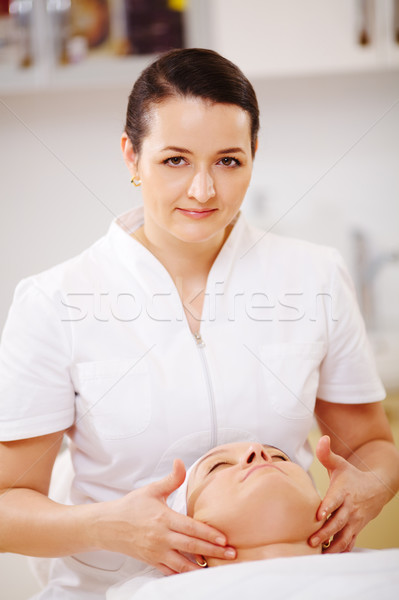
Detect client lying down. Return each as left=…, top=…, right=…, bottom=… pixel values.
left=107, top=439, right=399, bottom=599
left=178, top=440, right=327, bottom=566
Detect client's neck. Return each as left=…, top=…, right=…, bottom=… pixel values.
left=207, top=540, right=321, bottom=567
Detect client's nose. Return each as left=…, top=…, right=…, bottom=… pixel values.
left=239, top=443, right=270, bottom=468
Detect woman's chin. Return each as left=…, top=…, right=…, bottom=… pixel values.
left=170, top=224, right=226, bottom=246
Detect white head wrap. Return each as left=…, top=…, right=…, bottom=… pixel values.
left=167, top=458, right=202, bottom=516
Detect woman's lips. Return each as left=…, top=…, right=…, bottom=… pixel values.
left=242, top=464, right=284, bottom=481
left=176, top=208, right=217, bottom=219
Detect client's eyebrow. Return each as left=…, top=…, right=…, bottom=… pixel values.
left=193, top=448, right=230, bottom=476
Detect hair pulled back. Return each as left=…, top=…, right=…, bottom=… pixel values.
left=124, top=48, right=259, bottom=157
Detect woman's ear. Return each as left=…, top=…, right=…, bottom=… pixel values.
left=121, top=132, right=138, bottom=175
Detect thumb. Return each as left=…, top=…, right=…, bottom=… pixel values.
left=315, top=435, right=343, bottom=475
left=151, top=458, right=187, bottom=500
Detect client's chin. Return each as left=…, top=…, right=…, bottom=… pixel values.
left=206, top=538, right=323, bottom=568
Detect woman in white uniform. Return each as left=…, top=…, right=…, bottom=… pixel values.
left=0, top=48, right=398, bottom=599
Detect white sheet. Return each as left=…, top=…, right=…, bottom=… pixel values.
left=107, top=549, right=399, bottom=600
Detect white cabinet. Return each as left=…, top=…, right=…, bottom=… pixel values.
left=207, top=0, right=399, bottom=77
left=1, top=0, right=398, bottom=94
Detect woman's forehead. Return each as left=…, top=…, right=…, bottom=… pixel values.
left=142, top=97, right=252, bottom=146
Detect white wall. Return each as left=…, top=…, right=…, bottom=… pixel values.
left=0, top=84, right=136, bottom=330
left=248, top=69, right=399, bottom=331
left=1, top=67, right=399, bottom=599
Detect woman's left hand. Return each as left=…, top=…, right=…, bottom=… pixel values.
left=308, top=435, right=385, bottom=553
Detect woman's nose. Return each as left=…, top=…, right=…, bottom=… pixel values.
left=239, top=443, right=270, bottom=468
left=187, top=170, right=215, bottom=203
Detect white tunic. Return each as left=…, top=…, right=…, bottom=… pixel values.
left=0, top=207, right=385, bottom=598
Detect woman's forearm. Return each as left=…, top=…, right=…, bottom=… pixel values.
left=0, top=488, right=100, bottom=556
left=347, top=438, right=399, bottom=506
left=0, top=473, right=236, bottom=576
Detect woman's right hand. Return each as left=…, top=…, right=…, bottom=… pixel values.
left=94, top=459, right=236, bottom=575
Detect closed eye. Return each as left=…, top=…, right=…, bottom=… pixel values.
left=207, top=461, right=231, bottom=474
left=272, top=454, right=289, bottom=462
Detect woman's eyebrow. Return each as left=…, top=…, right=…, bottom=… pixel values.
left=216, top=147, right=245, bottom=155
left=160, top=146, right=246, bottom=155
left=160, top=145, right=192, bottom=154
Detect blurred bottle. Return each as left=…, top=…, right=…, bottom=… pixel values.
left=9, top=0, right=33, bottom=67
left=70, top=0, right=110, bottom=49
left=108, top=0, right=129, bottom=55
left=47, top=0, right=71, bottom=65
left=394, top=0, right=399, bottom=44
left=124, top=0, right=184, bottom=55
left=0, top=0, right=15, bottom=66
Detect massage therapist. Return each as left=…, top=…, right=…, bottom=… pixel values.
left=1, top=48, right=398, bottom=599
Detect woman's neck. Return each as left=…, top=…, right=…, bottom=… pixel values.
left=132, top=218, right=235, bottom=333
left=133, top=222, right=232, bottom=280
left=207, top=540, right=322, bottom=567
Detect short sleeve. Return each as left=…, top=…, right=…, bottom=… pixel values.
left=0, top=278, right=75, bottom=440
left=317, top=250, right=385, bottom=403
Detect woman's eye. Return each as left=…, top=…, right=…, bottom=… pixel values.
left=164, top=156, right=186, bottom=166
left=272, top=455, right=288, bottom=462
left=207, top=461, right=230, bottom=474
left=218, top=157, right=241, bottom=167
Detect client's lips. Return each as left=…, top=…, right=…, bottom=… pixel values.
left=242, top=464, right=284, bottom=481
left=176, top=208, right=217, bottom=220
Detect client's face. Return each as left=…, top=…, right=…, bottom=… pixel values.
left=187, top=442, right=321, bottom=548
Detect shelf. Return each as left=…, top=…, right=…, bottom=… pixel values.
left=0, top=53, right=156, bottom=95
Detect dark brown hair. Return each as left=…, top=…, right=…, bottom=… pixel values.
left=124, top=48, right=259, bottom=157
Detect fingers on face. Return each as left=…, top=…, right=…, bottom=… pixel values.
left=318, top=489, right=347, bottom=521
left=169, top=532, right=235, bottom=561
left=171, top=513, right=227, bottom=547
left=311, top=500, right=352, bottom=548
left=318, top=500, right=357, bottom=553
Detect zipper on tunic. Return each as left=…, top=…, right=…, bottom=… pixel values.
left=193, top=332, right=217, bottom=447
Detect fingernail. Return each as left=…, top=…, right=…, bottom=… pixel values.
left=224, top=549, right=236, bottom=559
left=216, top=536, right=226, bottom=546
left=311, top=537, right=319, bottom=547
